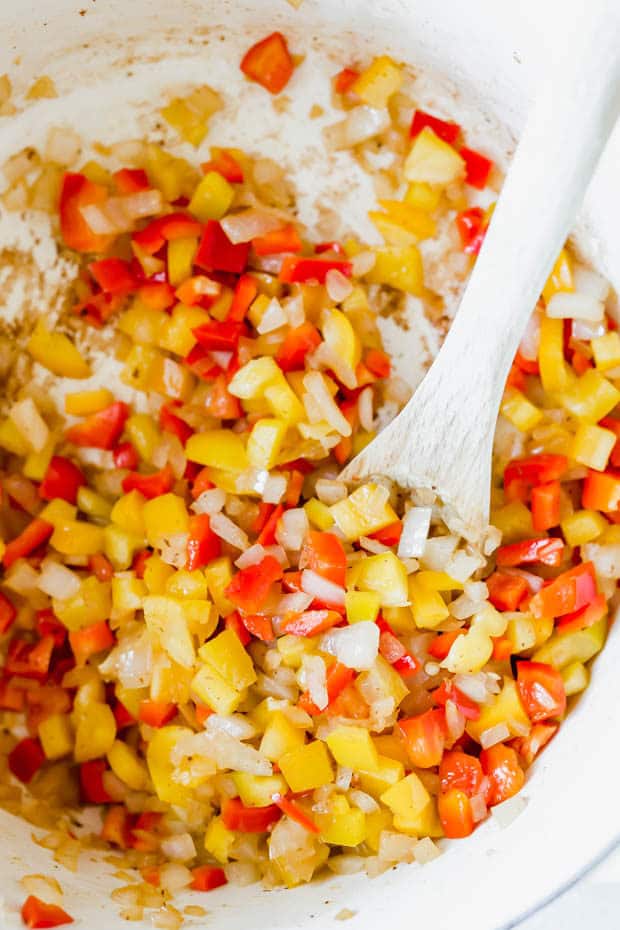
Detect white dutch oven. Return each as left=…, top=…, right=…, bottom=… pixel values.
left=0, top=1, right=619, bottom=928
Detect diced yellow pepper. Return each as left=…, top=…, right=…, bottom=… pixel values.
left=27, top=319, right=91, bottom=379
left=143, top=595, right=196, bottom=668
left=146, top=144, right=198, bottom=203
left=331, top=482, right=398, bottom=540
left=501, top=387, right=544, bottom=431
left=358, top=753, right=404, bottom=796
left=539, top=316, right=572, bottom=394
left=394, top=800, right=443, bottom=838
left=167, top=237, right=198, bottom=287
left=416, top=570, right=463, bottom=591
left=53, top=577, right=110, bottom=631
left=189, top=171, right=234, bottom=221
left=198, top=629, right=257, bottom=690
left=203, top=557, right=235, bottom=616
left=74, top=702, right=116, bottom=762
left=65, top=388, right=114, bottom=415
left=204, top=816, right=236, bottom=864
left=561, top=660, right=589, bottom=696
left=371, top=200, right=436, bottom=244
left=467, top=678, right=531, bottom=743
left=39, top=499, right=76, bottom=527
left=50, top=520, right=104, bottom=556
left=304, top=497, right=335, bottom=530
left=166, top=570, right=208, bottom=600
left=591, top=331, right=620, bottom=372
left=542, top=249, right=573, bottom=303
left=357, top=551, right=409, bottom=607
left=143, top=493, right=189, bottom=548
left=533, top=616, right=607, bottom=668
left=158, top=304, right=210, bottom=357
left=409, top=574, right=449, bottom=629
left=0, top=417, right=30, bottom=455
left=259, top=711, right=306, bottom=761
left=144, top=554, right=176, bottom=594
left=561, top=370, right=620, bottom=423
left=443, top=604, right=507, bottom=674
left=232, top=772, right=288, bottom=807
left=321, top=309, right=361, bottom=371
left=357, top=654, right=409, bottom=708
left=345, top=590, right=381, bottom=624
left=228, top=356, right=282, bottom=399
left=103, top=524, right=144, bottom=571
left=73, top=671, right=106, bottom=714
left=316, top=794, right=366, bottom=846
left=118, top=302, right=165, bottom=345
left=381, top=606, right=416, bottom=633
left=491, top=500, right=534, bottom=543
left=38, top=713, right=74, bottom=760
left=365, top=808, right=394, bottom=852
left=571, top=422, right=616, bottom=471
left=279, top=741, right=334, bottom=793
left=111, top=490, right=146, bottom=536
left=326, top=725, right=380, bottom=771
left=365, top=246, right=423, bottom=295
left=191, top=664, right=244, bottom=714
left=265, top=377, right=305, bottom=424
left=404, top=128, right=465, bottom=185
left=505, top=612, right=537, bottom=654
left=561, top=509, right=608, bottom=546
left=23, top=437, right=56, bottom=482
left=107, top=740, right=150, bottom=791
left=351, top=55, right=403, bottom=108
left=276, top=634, right=318, bottom=669
left=125, top=415, right=159, bottom=465
left=247, top=418, right=287, bottom=470
left=381, top=772, right=431, bottom=819
left=186, top=430, right=248, bottom=472
left=404, top=181, right=442, bottom=212
left=161, top=86, right=222, bottom=146
left=76, top=487, right=113, bottom=521
left=147, top=726, right=194, bottom=805
left=112, top=574, right=147, bottom=614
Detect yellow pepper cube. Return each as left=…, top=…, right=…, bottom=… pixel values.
left=24, top=437, right=56, bottom=482
left=365, top=808, right=394, bottom=852
left=358, top=754, right=404, bottom=797
left=38, top=713, right=74, bottom=760
left=467, top=678, right=531, bottom=743
left=357, top=654, right=409, bottom=708
left=166, top=569, right=208, bottom=600
left=118, top=301, right=165, bottom=345
left=146, top=144, right=198, bottom=203
left=560, top=370, right=620, bottom=422
left=143, top=493, right=189, bottom=548
left=561, top=509, right=608, bottom=546
left=27, top=319, right=91, bottom=379
left=592, top=331, right=620, bottom=372
left=316, top=795, right=366, bottom=847
left=144, top=554, right=176, bottom=594
left=374, top=200, right=437, bottom=241
left=232, top=772, right=288, bottom=807
left=279, top=741, right=335, bottom=793
left=0, top=418, right=29, bottom=455
left=505, top=612, right=537, bottom=654
left=198, top=629, right=257, bottom=690
left=304, top=498, right=334, bottom=530
left=186, top=430, right=248, bottom=472
left=351, top=55, right=403, bottom=108
left=491, top=500, right=534, bottom=543
left=561, top=660, right=589, bottom=696
left=501, top=387, right=544, bottom=431
left=111, top=490, right=146, bottom=536
left=191, top=663, right=244, bottom=714
left=189, top=171, right=234, bottom=221
left=331, top=482, right=398, bottom=540
left=103, top=524, right=144, bottom=571
left=381, top=606, right=416, bottom=633
left=53, top=577, right=111, bottom=631
left=161, top=99, right=208, bottom=147
left=404, top=181, right=442, bottom=212
left=167, top=237, right=198, bottom=287
left=381, top=772, right=431, bottom=820
left=147, top=726, right=194, bottom=805
left=265, top=377, right=305, bottom=424
left=38, top=499, right=76, bottom=527
left=74, top=702, right=116, bottom=763
left=394, top=800, right=443, bottom=838
left=408, top=574, right=449, bottom=629
left=571, top=422, right=616, bottom=471
left=204, top=816, right=236, bottom=864
left=50, top=520, right=104, bottom=556
left=112, top=574, right=147, bottom=614
left=76, top=487, right=113, bottom=522
left=345, top=590, right=381, bottom=624
left=228, top=356, right=282, bottom=400
left=357, top=552, right=409, bottom=607
left=326, top=725, right=380, bottom=772
left=107, top=740, right=150, bottom=791
left=533, top=616, right=607, bottom=669
left=203, top=557, right=235, bottom=616
left=247, top=418, right=287, bottom=470
left=276, top=634, right=318, bottom=669
left=321, top=309, right=361, bottom=371
left=144, top=596, right=196, bottom=668
left=404, top=128, right=465, bottom=185
left=259, top=711, right=306, bottom=761
left=65, top=388, right=114, bottom=416
left=125, top=413, right=161, bottom=462
left=542, top=249, right=573, bottom=303
left=158, top=305, right=210, bottom=357
left=365, top=246, right=423, bottom=296
left=539, top=316, right=572, bottom=394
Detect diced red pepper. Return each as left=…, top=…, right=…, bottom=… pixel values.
left=59, top=172, right=111, bottom=254
left=456, top=207, right=487, bottom=255
left=370, top=520, right=403, bottom=546
left=0, top=679, right=25, bottom=711
left=240, top=31, right=295, bottom=95
left=225, top=555, right=284, bottom=612
left=491, top=635, right=513, bottom=662
left=89, top=552, right=115, bottom=584
left=582, top=469, right=620, bottom=512
left=495, top=537, right=564, bottom=568
left=428, top=629, right=465, bottom=661
left=159, top=405, right=193, bottom=445
left=397, top=708, right=446, bottom=768
left=410, top=109, right=461, bottom=144
left=241, top=613, right=275, bottom=642
left=227, top=274, right=258, bottom=322
left=121, top=465, right=174, bottom=500
left=101, top=805, right=133, bottom=849
left=364, top=348, right=391, bottom=379
left=556, top=592, right=607, bottom=634
left=299, top=531, right=347, bottom=586
left=191, top=468, right=215, bottom=501
left=141, top=866, right=161, bottom=888
left=279, top=256, right=353, bottom=284
left=275, top=322, right=322, bottom=372
left=203, top=373, right=244, bottom=420
left=480, top=743, right=525, bottom=806
left=486, top=571, right=529, bottom=612
left=132, top=213, right=202, bottom=255
left=201, top=149, right=244, bottom=184
left=516, top=660, right=566, bottom=722
left=599, top=416, right=620, bottom=469
left=89, top=258, right=137, bottom=295
left=21, top=895, right=74, bottom=928
left=5, top=636, right=55, bottom=681
left=433, top=678, right=481, bottom=721
left=195, top=221, right=250, bottom=274
left=504, top=454, right=568, bottom=500
left=272, top=793, right=320, bottom=834
left=514, top=349, right=540, bottom=376
left=460, top=145, right=493, bottom=189
left=253, top=224, right=303, bottom=256
left=186, top=514, right=222, bottom=571
left=69, top=621, right=115, bottom=666
left=192, top=319, right=246, bottom=351
left=8, top=737, right=45, bottom=783
left=113, top=168, right=150, bottom=194
left=512, top=722, right=558, bottom=766
left=113, top=441, right=139, bottom=470
left=221, top=797, right=282, bottom=832
left=190, top=865, right=228, bottom=892
left=138, top=280, right=176, bottom=311
left=256, top=504, right=285, bottom=545
left=3, top=518, right=54, bottom=569
left=325, top=681, right=369, bottom=719
left=79, top=759, right=113, bottom=804
left=439, top=750, right=485, bottom=797
left=0, top=591, right=17, bottom=635
left=529, top=561, right=597, bottom=619
left=571, top=348, right=592, bottom=375
left=224, top=611, right=252, bottom=647
left=66, top=401, right=129, bottom=450
left=376, top=616, right=420, bottom=674
left=39, top=456, right=85, bottom=504
left=285, top=469, right=305, bottom=508
left=132, top=549, right=151, bottom=580
left=175, top=275, right=221, bottom=307
left=333, top=67, right=360, bottom=95
left=531, top=481, right=561, bottom=532
left=113, top=699, right=136, bottom=731
left=280, top=609, right=342, bottom=638
left=138, top=700, right=178, bottom=728
left=438, top=789, right=475, bottom=838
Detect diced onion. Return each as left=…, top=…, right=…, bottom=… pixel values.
left=206, top=714, right=258, bottom=740
left=262, top=474, right=287, bottom=504
left=315, top=478, right=348, bottom=505
left=235, top=544, right=268, bottom=569
left=351, top=250, right=377, bottom=276
left=275, top=508, right=309, bottom=551
left=327, top=855, right=365, bottom=875
left=303, top=371, right=353, bottom=436
left=160, top=833, right=196, bottom=862
left=325, top=269, right=353, bottom=303
left=301, top=654, right=328, bottom=710
left=324, top=106, right=391, bottom=150
left=158, top=863, right=193, bottom=893
left=546, top=291, right=604, bottom=321
left=573, top=265, right=610, bottom=302
left=9, top=397, right=49, bottom=453
left=336, top=765, right=353, bottom=790
left=45, top=127, right=81, bottom=166
left=518, top=308, right=541, bottom=362
left=3, top=474, right=42, bottom=515
left=122, top=189, right=164, bottom=219
left=413, top=837, right=441, bottom=864
left=320, top=622, right=379, bottom=670
left=490, top=793, right=529, bottom=829
left=4, top=560, right=40, bottom=595
left=572, top=318, right=606, bottom=340
left=453, top=673, right=488, bottom=703
left=221, top=209, right=282, bottom=244
left=421, top=535, right=458, bottom=570
left=80, top=203, right=119, bottom=235
left=470, top=793, right=488, bottom=823
left=210, top=513, right=249, bottom=551
left=378, top=831, right=418, bottom=863
left=283, top=294, right=305, bottom=327
left=358, top=386, right=374, bottom=432
left=301, top=569, right=345, bottom=606
left=191, top=487, right=226, bottom=515
left=398, top=507, right=432, bottom=558
left=480, top=722, right=511, bottom=749
left=349, top=789, right=379, bottom=813
left=359, top=536, right=390, bottom=554
left=257, top=298, right=287, bottom=334
left=582, top=543, right=620, bottom=578
left=225, top=862, right=260, bottom=886
left=37, top=559, right=81, bottom=599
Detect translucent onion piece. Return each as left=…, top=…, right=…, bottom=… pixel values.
left=221, top=209, right=282, bottom=244
left=320, top=622, right=379, bottom=670
left=398, top=507, right=432, bottom=558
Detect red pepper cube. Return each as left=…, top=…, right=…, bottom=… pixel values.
left=410, top=109, right=461, bottom=144
left=460, top=145, right=494, bottom=189
left=195, top=221, right=250, bottom=274
left=21, top=895, right=74, bottom=928
left=59, top=172, right=111, bottom=254
left=89, top=257, right=137, bottom=295
left=9, top=737, right=45, bottom=783
left=240, top=31, right=295, bottom=95
left=66, top=401, right=129, bottom=450
left=39, top=456, right=86, bottom=504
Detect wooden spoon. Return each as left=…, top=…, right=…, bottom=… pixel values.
left=341, top=11, right=620, bottom=541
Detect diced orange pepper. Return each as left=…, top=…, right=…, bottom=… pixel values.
left=240, top=32, right=295, bottom=94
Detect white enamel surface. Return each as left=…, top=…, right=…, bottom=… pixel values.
left=0, top=1, right=619, bottom=929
